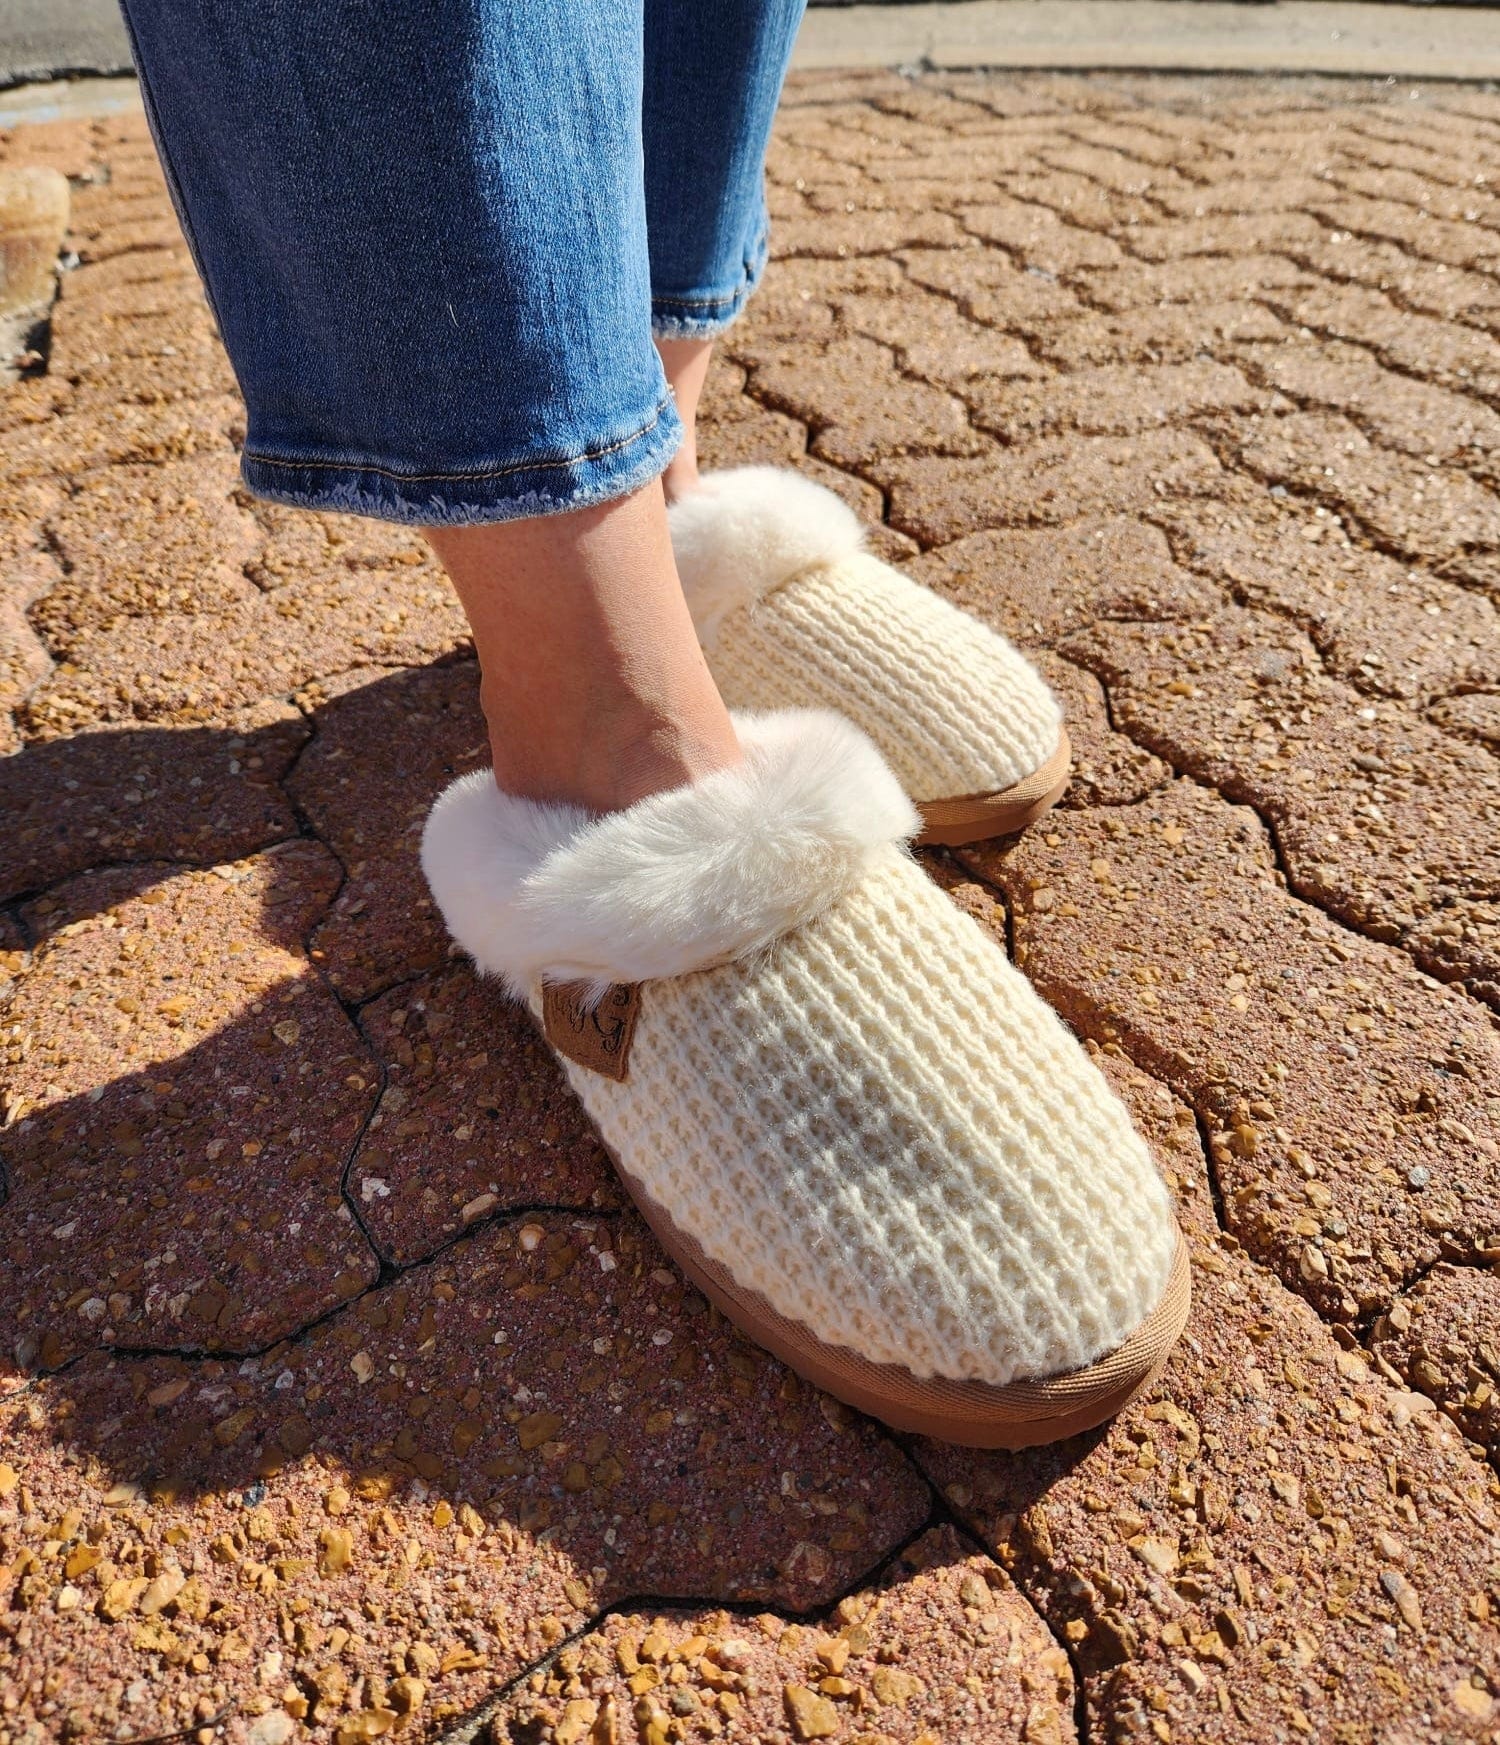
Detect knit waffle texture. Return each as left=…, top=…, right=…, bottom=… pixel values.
left=547, top=849, right=1178, bottom=1386
left=422, top=709, right=1177, bottom=1389
left=670, top=467, right=1065, bottom=803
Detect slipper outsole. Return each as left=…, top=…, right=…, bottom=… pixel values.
left=618, top=1148, right=1192, bottom=1449
left=915, top=729, right=1073, bottom=849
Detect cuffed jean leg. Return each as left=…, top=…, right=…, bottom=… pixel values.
left=643, top=0, right=807, bottom=340
left=117, top=0, right=680, bottom=524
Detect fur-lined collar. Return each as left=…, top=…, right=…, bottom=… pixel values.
left=668, top=468, right=866, bottom=650
left=421, top=710, right=917, bottom=1001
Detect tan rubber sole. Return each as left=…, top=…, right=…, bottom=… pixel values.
left=531, top=982, right=1190, bottom=1446
left=616, top=1149, right=1192, bottom=1449
left=915, top=728, right=1073, bottom=848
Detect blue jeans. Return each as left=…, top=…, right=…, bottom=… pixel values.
left=117, top=0, right=806, bottom=523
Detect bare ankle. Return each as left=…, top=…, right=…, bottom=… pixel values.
left=484, top=681, right=741, bottom=814
left=660, top=438, right=700, bottom=505
left=427, top=479, right=738, bottom=817
left=574, top=712, right=741, bottom=812
left=656, top=336, right=713, bottom=505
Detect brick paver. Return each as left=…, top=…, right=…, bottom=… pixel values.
left=3, top=68, right=1500, bottom=1745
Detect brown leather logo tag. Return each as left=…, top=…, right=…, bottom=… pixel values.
left=542, top=981, right=641, bottom=1081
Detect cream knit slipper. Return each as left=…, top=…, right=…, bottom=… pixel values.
left=421, top=711, right=1188, bottom=1448
left=669, top=468, right=1071, bottom=847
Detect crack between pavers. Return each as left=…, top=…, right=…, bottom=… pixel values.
left=1190, top=1105, right=1234, bottom=1258
left=1353, top=1247, right=1500, bottom=1467
left=1429, top=677, right=1500, bottom=712
left=0, top=839, right=305, bottom=918
left=826, top=322, right=1001, bottom=464
left=28, top=1203, right=627, bottom=1385
left=1330, top=145, right=1496, bottom=205
left=995, top=148, right=1185, bottom=229
left=750, top=373, right=907, bottom=541
left=931, top=1500, right=1095, bottom=1745
left=729, top=337, right=977, bottom=537
left=737, top=331, right=981, bottom=475
left=1132, top=498, right=1400, bottom=705
left=333, top=1019, right=391, bottom=1266
left=1061, top=124, right=1244, bottom=180
left=1085, top=624, right=1500, bottom=930
left=1256, top=265, right=1500, bottom=414
left=1342, top=104, right=1500, bottom=156
left=1, top=894, right=36, bottom=950
left=889, top=248, right=1056, bottom=386
left=1166, top=500, right=1500, bottom=768
left=431, top=1504, right=952, bottom=1745
left=1103, top=199, right=1337, bottom=275
left=1186, top=415, right=1500, bottom=611
left=1314, top=166, right=1500, bottom=242
left=273, top=726, right=333, bottom=839
left=1065, top=646, right=1499, bottom=989
left=883, top=1434, right=1101, bottom=1744
left=1218, top=322, right=1500, bottom=505
left=15, top=523, right=67, bottom=708
left=3, top=389, right=243, bottom=491
left=346, top=964, right=436, bottom=1018
left=272, top=678, right=447, bottom=1017
left=1361, top=1251, right=1451, bottom=1354
left=777, top=78, right=919, bottom=121
left=944, top=212, right=1033, bottom=282
left=110, top=1702, right=238, bottom=1745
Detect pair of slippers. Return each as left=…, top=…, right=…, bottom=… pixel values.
left=423, top=468, right=1189, bottom=1448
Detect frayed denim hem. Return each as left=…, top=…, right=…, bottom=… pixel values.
left=238, top=397, right=682, bottom=526
left=651, top=226, right=769, bottom=341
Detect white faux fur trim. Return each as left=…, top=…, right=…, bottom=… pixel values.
left=669, top=467, right=866, bottom=649
left=420, top=710, right=919, bottom=1001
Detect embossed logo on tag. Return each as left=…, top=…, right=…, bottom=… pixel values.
left=542, top=981, right=641, bottom=1081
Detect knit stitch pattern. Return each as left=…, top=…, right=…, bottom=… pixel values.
left=672, top=468, right=1064, bottom=803
left=711, top=554, right=1061, bottom=803
left=544, top=847, right=1178, bottom=1387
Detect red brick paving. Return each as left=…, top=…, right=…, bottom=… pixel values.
left=1, top=1215, right=928, bottom=1745
left=485, top=1526, right=1074, bottom=1745
left=351, top=968, right=621, bottom=1268
left=918, top=1053, right=1500, bottom=1745
left=4, top=66, right=1500, bottom=1745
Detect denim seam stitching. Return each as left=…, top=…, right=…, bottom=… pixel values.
left=243, top=395, right=672, bottom=485
left=651, top=217, right=769, bottom=322
left=651, top=289, right=747, bottom=309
